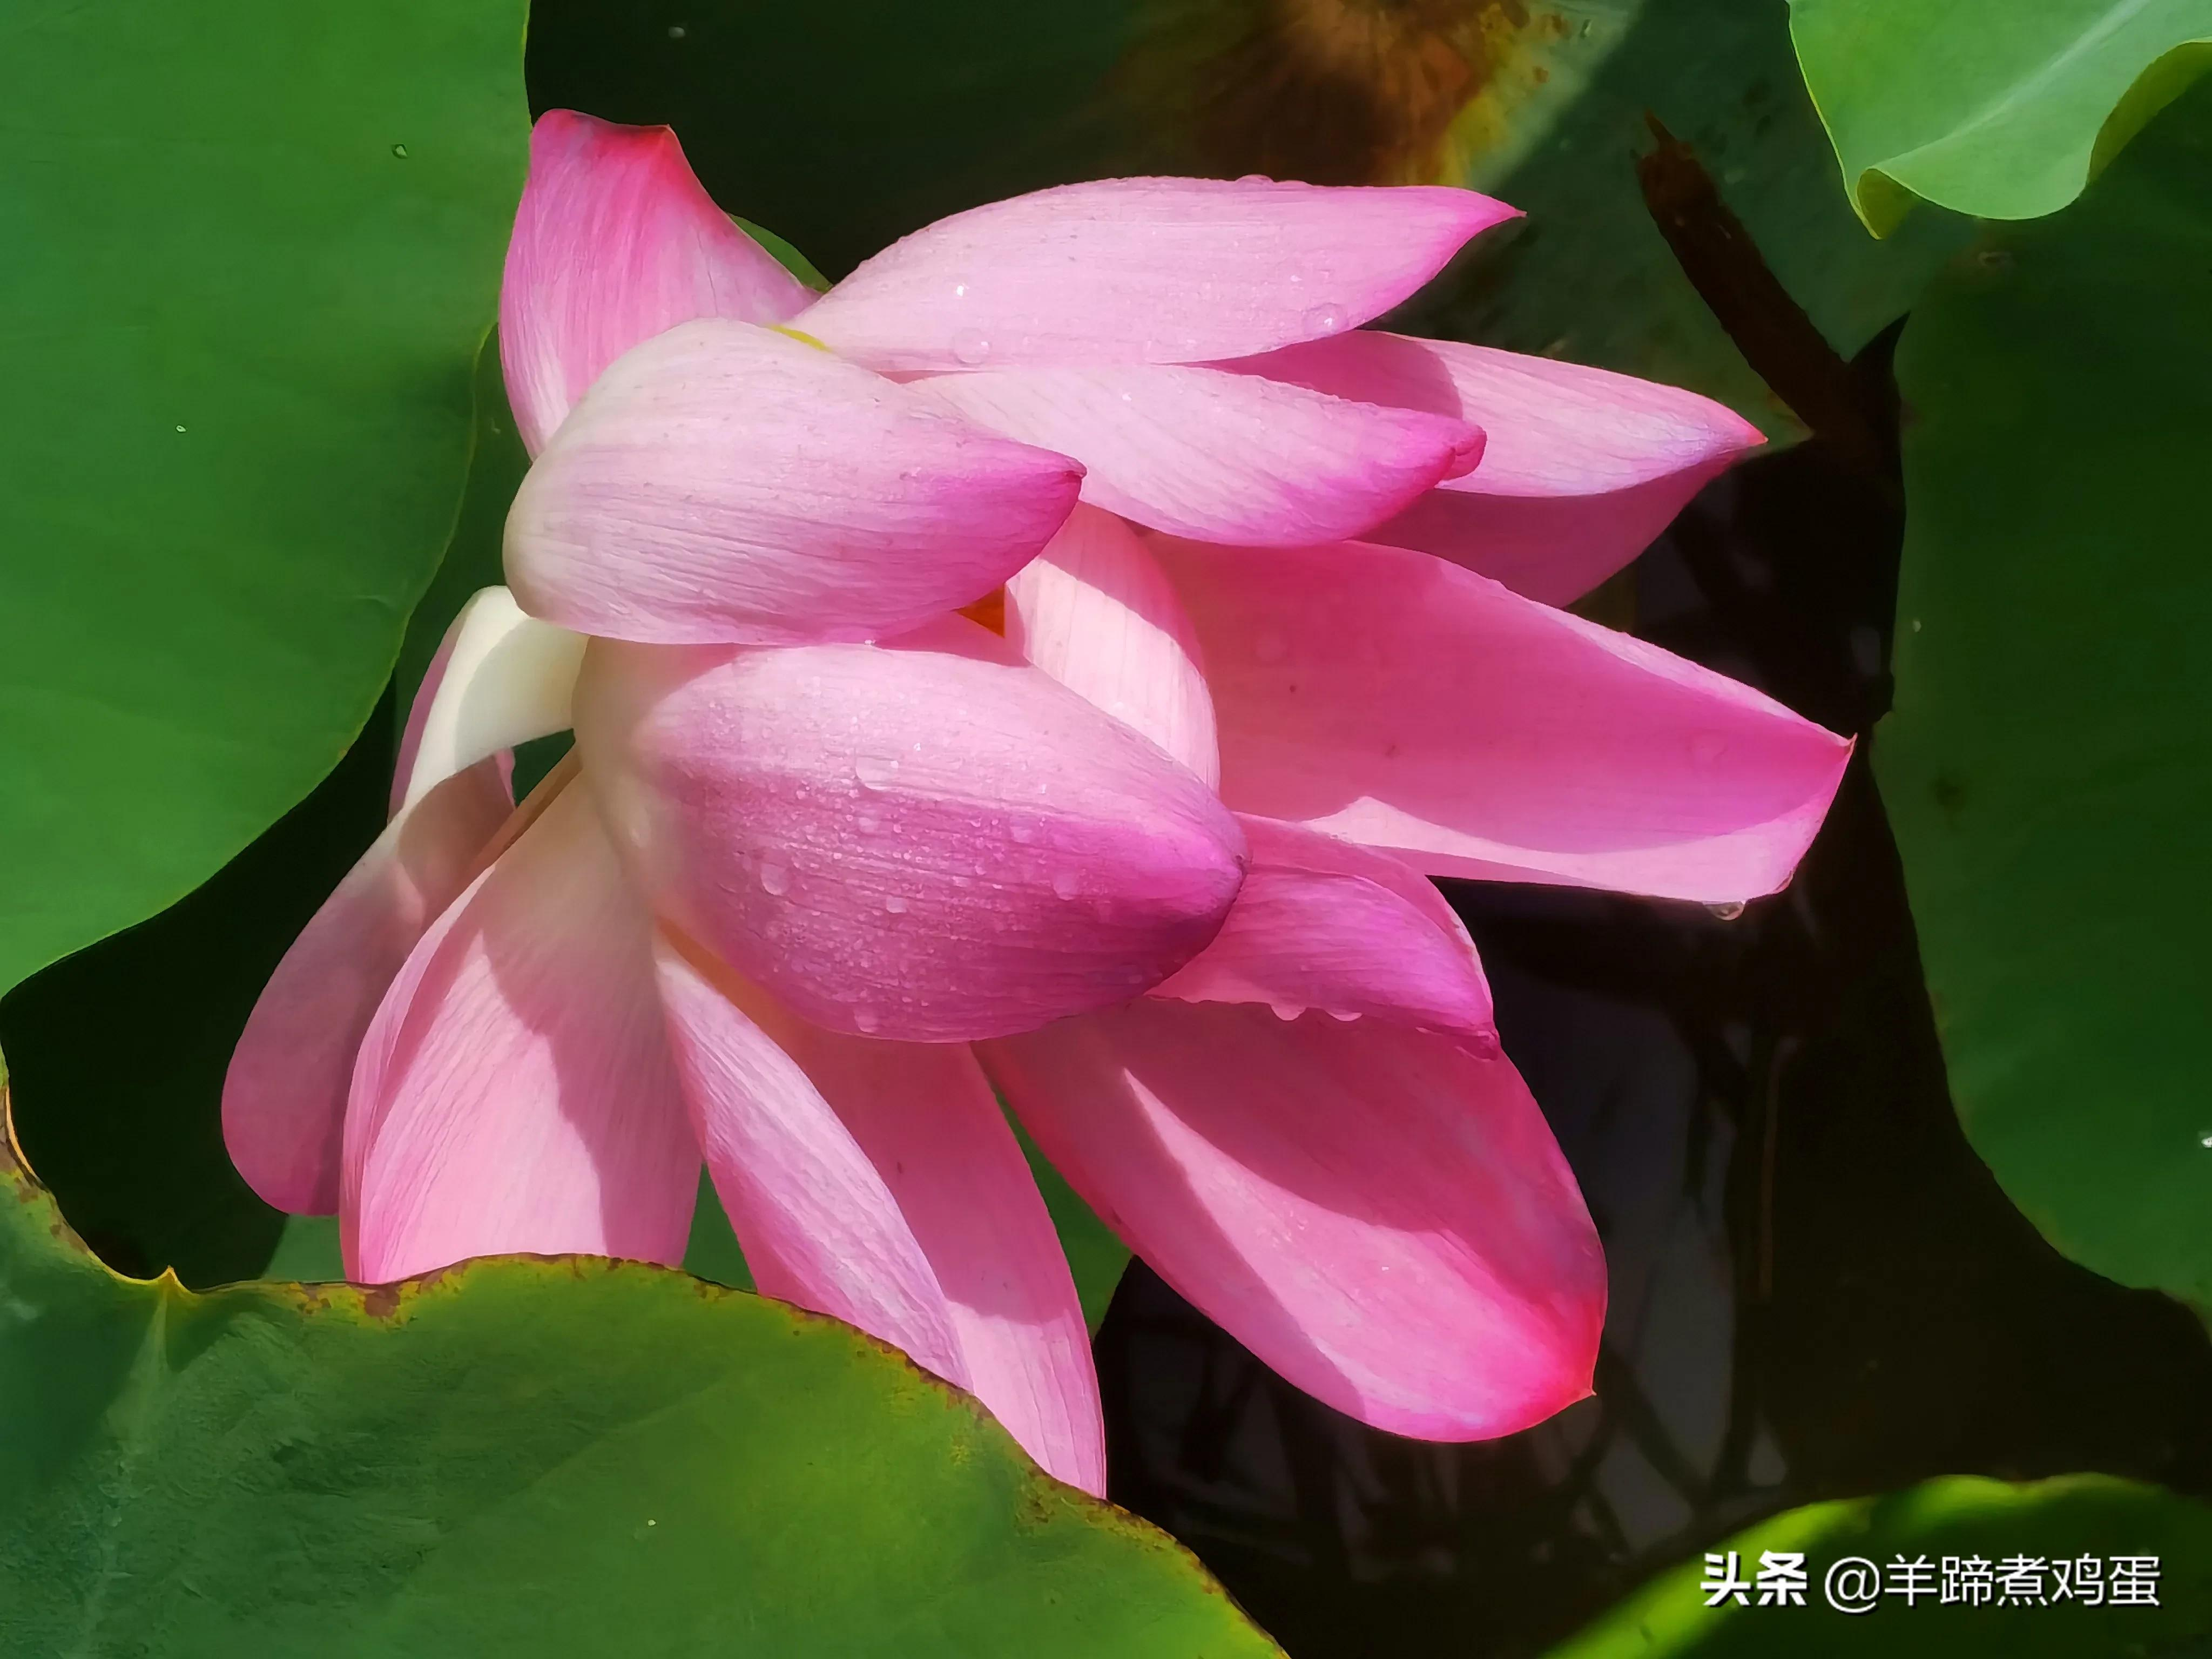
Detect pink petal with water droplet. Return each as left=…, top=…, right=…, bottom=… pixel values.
left=916, top=363, right=1480, bottom=546
left=1004, top=505, right=1219, bottom=786
left=1228, top=332, right=1764, bottom=604
left=505, top=320, right=1083, bottom=645
left=982, top=1001, right=1603, bottom=1440
left=1152, top=815, right=1495, bottom=1041
left=572, top=622, right=1247, bottom=1042
left=1151, top=535, right=1852, bottom=903
left=796, top=177, right=1516, bottom=372
left=501, top=110, right=815, bottom=454
left=343, top=785, right=698, bottom=1282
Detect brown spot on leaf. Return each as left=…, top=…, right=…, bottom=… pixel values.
left=360, top=1283, right=404, bottom=1320
left=1116, top=0, right=1537, bottom=183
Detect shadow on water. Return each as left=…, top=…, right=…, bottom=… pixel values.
left=1093, top=339, right=2212, bottom=1655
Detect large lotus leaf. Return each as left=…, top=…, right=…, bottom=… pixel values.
left=525, top=0, right=1966, bottom=443
left=1876, top=86, right=2212, bottom=1303
left=0, top=2, right=527, bottom=1002
left=0, top=1122, right=1277, bottom=1657
left=1543, top=1475, right=2212, bottom=1655
left=1791, top=0, right=2212, bottom=233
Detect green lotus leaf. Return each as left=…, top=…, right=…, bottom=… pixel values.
left=1877, top=85, right=2212, bottom=1302
left=0, top=1121, right=1276, bottom=1656
left=0, top=1, right=529, bottom=1000
left=1791, top=0, right=2212, bottom=232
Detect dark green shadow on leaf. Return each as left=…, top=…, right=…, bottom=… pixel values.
left=1877, top=83, right=2212, bottom=1305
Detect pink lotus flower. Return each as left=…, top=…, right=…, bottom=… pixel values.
left=222, top=111, right=1851, bottom=1499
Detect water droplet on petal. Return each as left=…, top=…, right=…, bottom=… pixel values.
left=1237, top=172, right=1269, bottom=184
left=855, top=756, right=896, bottom=790
left=1269, top=1000, right=1306, bottom=1021
left=1008, top=821, right=1034, bottom=844
left=1051, top=871, right=1081, bottom=900
left=1301, top=302, right=1346, bottom=336
left=853, top=1007, right=880, bottom=1034
left=759, top=861, right=791, bottom=896
left=1707, top=900, right=1745, bottom=921
left=884, top=894, right=908, bottom=915
left=952, top=330, right=992, bottom=366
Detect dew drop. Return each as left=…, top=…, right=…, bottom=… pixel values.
left=1051, top=870, right=1081, bottom=900
left=854, top=811, right=880, bottom=833
left=173, top=424, right=186, bottom=433
left=1301, top=302, right=1347, bottom=336
left=1237, top=172, right=1269, bottom=184
left=952, top=330, right=992, bottom=366
left=855, top=755, right=896, bottom=789
left=666, top=23, right=687, bottom=38
left=390, top=143, right=408, bottom=159
left=2198, top=1131, right=2212, bottom=1149
left=1707, top=901, right=1746, bottom=921
left=759, top=861, right=791, bottom=896
left=1269, top=1000, right=1306, bottom=1021
left=884, top=894, right=908, bottom=915
left=853, top=1007, right=880, bottom=1034
left=1008, top=821, right=1034, bottom=844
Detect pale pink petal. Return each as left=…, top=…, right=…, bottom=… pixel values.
left=505, top=320, right=1084, bottom=645
left=1228, top=332, right=1764, bottom=604
left=982, top=1001, right=1604, bottom=1439
left=651, top=934, right=961, bottom=1373
left=501, top=109, right=815, bottom=455
left=916, top=365, right=1481, bottom=546
left=572, top=622, right=1247, bottom=1042
left=1151, top=536, right=1852, bottom=903
left=393, top=587, right=584, bottom=814
left=1004, top=505, right=1219, bottom=786
left=656, top=938, right=1104, bottom=1494
left=795, top=177, right=1517, bottom=373
left=1152, top=815, right=1495, bottom=1040
left=222, top=764, right=512, bottom=1216
left=342, top=785, right=699, bottom=1283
